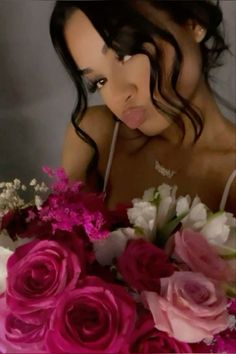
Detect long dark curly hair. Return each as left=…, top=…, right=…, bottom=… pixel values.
left=50, top=0, right=232, bottom=176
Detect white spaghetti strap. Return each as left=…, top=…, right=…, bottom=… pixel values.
left=102, top=120, right=120, bottom=197
left=219, top=169, right=236, bottom=210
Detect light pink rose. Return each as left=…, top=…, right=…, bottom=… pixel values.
left=173, top=229, right=234, bottom=282
left=145, top=271, right=229, bottom=343
left=46, top=276, right=136, bottom=353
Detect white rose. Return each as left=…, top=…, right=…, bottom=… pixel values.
left=176, top=195, right=191, bottom=215
left=128, top=184, right=178, bottom=239
left=143, top=187, right=158, bottom=202
left=201, top=212, right=236, bottom=246
left=177, top=196, right=208, bottom=230
left=154, top=184, right=177, bottom=229
left=127, top=201, right=157, bottom=238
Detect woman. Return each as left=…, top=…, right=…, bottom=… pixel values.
left=50, top=0, right=236, bottom=213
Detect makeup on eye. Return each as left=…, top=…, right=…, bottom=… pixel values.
left=86, top=77, right=106, bottom=93
left=85, top=54, right=133, bottom=93
left=85, top=53, right=132, bottom=93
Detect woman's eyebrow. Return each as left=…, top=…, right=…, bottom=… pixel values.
left=79, top=43, right=108, bottom=75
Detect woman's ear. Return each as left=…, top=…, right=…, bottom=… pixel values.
left=185, top=19, right=207, bottom=43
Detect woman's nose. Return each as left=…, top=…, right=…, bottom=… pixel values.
left=110, top=79, right=137, bottom=107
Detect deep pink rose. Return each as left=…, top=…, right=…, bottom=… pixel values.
left=0, top=295, right=47, bottom=353
left=124, top=312, right=192, bottom=353
left=145, top=271, right=229, bottom=343
left=46, top=276, right=136, bottom=353
left=6, top=238, right=83, bottom=314
left=174, top=229, right=234, bottom=281
left=117, top=239, right=174, bottom=292
left=211, top=334, right=236, bottom=354
left=209, top=299, right=236, bottom=353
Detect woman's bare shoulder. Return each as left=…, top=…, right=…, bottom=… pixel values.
left=61, top=105, right=115, bottom=182
left=79, top=105, right=115, bottom=140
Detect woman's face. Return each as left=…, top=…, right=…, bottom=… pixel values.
left=64, top=9, right=204, bottom=136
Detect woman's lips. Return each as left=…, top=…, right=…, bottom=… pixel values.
left=121, top=107, right=146, bottom=129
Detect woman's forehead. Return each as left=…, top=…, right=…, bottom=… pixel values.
left=64, top=10, right=106, bottom=67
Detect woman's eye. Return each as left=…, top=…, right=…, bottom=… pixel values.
left=87, top=78, right=106, bottom=93
left=96, top=79, right=106, bottom=89
left=86, top=54, right=132, bottom=93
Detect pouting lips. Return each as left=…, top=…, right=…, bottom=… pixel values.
left=121, top=107, right=146, bottom=129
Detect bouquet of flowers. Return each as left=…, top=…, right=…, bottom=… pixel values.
left=0, top=167, right=235, bottom=353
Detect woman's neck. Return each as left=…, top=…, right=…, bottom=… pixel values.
left=158, top=80, right=234, bottom=151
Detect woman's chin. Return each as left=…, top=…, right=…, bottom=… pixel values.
left=138, top=120, right=171, bottom=137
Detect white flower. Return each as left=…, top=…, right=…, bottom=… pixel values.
left=29, top=178, right=37, bottom=186
left=177, top=196, right=208, bottom=230
left=228, top=315, right=236, bottom=330
left=142, top=187, right=158, bottom=202
left=127, top=201, right=157, bottom=239
left=201, top=212, right=236, bottom=246
left=34, top=195, right=43, bottom=209
left=93, top=228, right=134, bottom=265
left=154, top=184, right=177, bottom=230
left=0, top=179, right=25, bottom=213
left=0, top=246, right=13, bottom=293
left=38, top=182, right=48, bottom=193
left=127, top=184, right=178, bottom=240
left=13, top=179, right=21, bottom=189
left=176, top=195, right=191, bottom=215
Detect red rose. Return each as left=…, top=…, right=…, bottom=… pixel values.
left=124, top=312, right=192, bottom=353
left=117, top=239, right=174, bottom=292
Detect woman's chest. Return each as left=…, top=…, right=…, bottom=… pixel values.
left=103, top=139, right=232, bottom=211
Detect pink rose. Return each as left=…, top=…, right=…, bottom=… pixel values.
left=117, top=239, right=174, bottom=292
left=210, top=299, right=236, bottom=353
left=6, top=237, right=83, bottom=314
left=46, top=276, right=135, bottom=353
left=0, top=295, right=47, bottom=353
left=125, top=312, right=192, bottom=353
left=145, top=271, right=229, bottom=343
left=174, top=229, right=233, bottom=281
left=211, top=332, right=236, bottom=353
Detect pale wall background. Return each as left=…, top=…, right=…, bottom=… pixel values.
left=0, top=0, right=235, bottom=184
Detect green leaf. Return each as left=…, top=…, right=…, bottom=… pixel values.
left=215, top=244, right=236, bottom=260
left=155, top=211, right=188, bottom=247
left=224, top=283, right=236, bottom=298
left=134, top=226, right=145, bottom=235
left=150, top=189, right=160, bottom=206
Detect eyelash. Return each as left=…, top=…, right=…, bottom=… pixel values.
left=86, top=54, right=132, bottom=93
left=87, top=78, right=106, bottom=94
